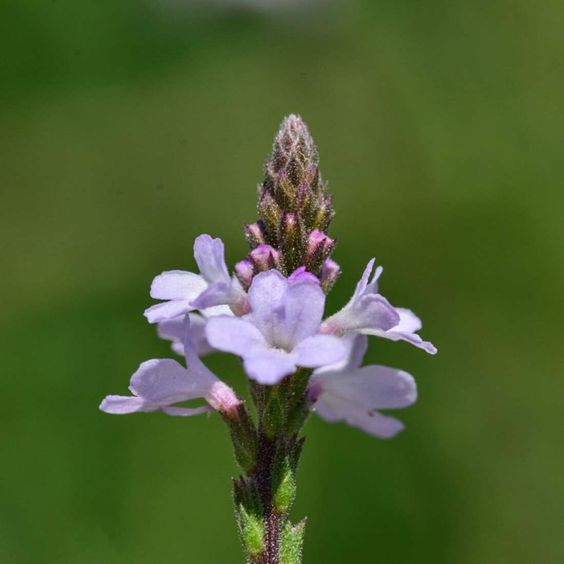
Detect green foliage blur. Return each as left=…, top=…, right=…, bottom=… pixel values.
left=1, top=1, right=563, bottom=562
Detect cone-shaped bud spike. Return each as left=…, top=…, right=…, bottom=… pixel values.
left=271, top=115, right=318, bottom=184
left=305, top=229, right=335, bottom=274
left=244, top=222, right=266, bottom=249
left=320, top=258, right=341, bottom=293
left=249, top=244, right=281, bottom=272
left=243, top=115, right=337, bottom=289
left=235, top=259, right=254, bottom=290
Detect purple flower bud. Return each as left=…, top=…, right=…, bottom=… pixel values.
left=235, top=259, right=254, bottom=289
left=307, top=229, right=335, bottom=258
left=320, top=258, right=341, bottom=293
left=244, top=222, right=266, bottom=248
left=288, top=266, right=320, bottom=285
left=306, top=229, right=335, bottom=274
left=249, top=244, right=281, bottom=272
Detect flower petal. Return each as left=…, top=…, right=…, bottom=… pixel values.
left=150, top=270, right=207, bottom=301
left=247, top=270, right=289, bottom=342
left=275, top=281, right=326, bottom=349
left=144, top=300, right=193, bottom=324
left=129, top=359, right=200, bottom=405
left=157, top=314, right=213, bottom=357
left=293, top=334, right=346, bottom=368
left=322, top=294, right=399, bottom=336
left=316, top=365, right=417, bottom=410
left=162, top=405, right=213, bottom=416
left=379, top=328, right=438, bottom=355
left=191, top=281, right=237, bottom=310
left=394, top=308, right=422, bottom=333
left=315, top=334, right=368, bottom=374
left=243, top=349, right=298, bottom=385
left=314, top=396, right=405, bottom=438
left=205, top=316, right=267, bottom=357
left=99, top=395, right=154, bottom=414
left=194, top=234, right=230, bottom=284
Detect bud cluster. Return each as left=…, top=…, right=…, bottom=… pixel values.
left=237, top=115, right=340, bottom=293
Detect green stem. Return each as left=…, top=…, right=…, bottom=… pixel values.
left=228, top=372, right=312, bottom=563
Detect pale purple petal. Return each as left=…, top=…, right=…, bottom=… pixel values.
left=293, top=334, right=346, bottom=368
left=99, top=395, right=154, bottom=414
left=379, top=328, right=438, bottom=355
left=345, top=410, right=405, bottom=438
left=193, top=234, right=230, bottom=284
left=205, top=316, right=268, bottom=357
left=157, top=316, right=185, bottom=343
left=247, top=270, right=289, bottom=342
left=288, top=267, right=319, bottom=285
left=162, top=405, right=213, bottom=416
left=315, top=366, right=416, bottom=410
left=394, top=308, right=422, bottom=333
left=275, top=281, right=326, bottom=349
left=322, top=294, right=399, bottom=336
left=243, top=349, right=298, bottom=385
left=158, top=314, right=213, bottom=357
left=201, top=304, right=234, bottom=318
left=191, top=281, right=237, bottom=310
left=365, top=263, right=383, bottom=295
left=150, top=270, right=207, bottom=301
left=315, top=334, right=368, bottom=374
left=314, top=396, right=405, bottom=438
left=144, top=300, right=193, bottom=324
left=352, top=258, right=376, bottom=299
left=129, top=359, right=202, bottom=404
left=354, top=294, right=400, bottom=331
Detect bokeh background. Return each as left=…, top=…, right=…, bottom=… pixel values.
left=2, top=1, right=563, bottom=562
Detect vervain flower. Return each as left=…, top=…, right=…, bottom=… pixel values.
left=101, top=114, right=437, bottom=564
left=309, top=335, right=417, bottom=438
left=205, top=270, right=346, bottom=384
left=322, top=258, right=437, bottom=354
left=144, top=234, right=247, bottom=324
left=100, top=318, right=240, bottom=417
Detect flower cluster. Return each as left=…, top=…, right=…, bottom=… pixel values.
left=101, top=227, right=435, bottom=438
left=100, top=115, right=436, bottom=563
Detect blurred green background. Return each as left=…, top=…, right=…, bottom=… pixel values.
left=1, top=1, right=563, bottom=562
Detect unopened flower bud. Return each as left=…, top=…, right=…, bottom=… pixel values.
left=208, top=381, right=242, bottom=418
left=320, top=258, right=341, bottom=293
left=235, top=259, right=254, bottom=289
left=306, top=229, right=335, bottom=274
left=249, top=244, right=281, bottom=272
left=257, top=191, right=281, bottom=244
left=279, top=212, right=305, bottom=274
left=311, top=195, right=334, bottom=232
left=288, top=266, right=319, bottom=285
left=244, top=222, right=266, bottom=249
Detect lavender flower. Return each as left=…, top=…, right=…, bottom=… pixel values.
left=206, top=270, right=346, bottom=384
left=101, top=114, right=437, bottom=564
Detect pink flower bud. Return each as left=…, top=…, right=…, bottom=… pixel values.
left=235, top=259, right=254, bottom=289
left=249, top=244, right=281, bottom=272
left=320, top=258, right=340, bottom=292
left=244, top=222, right=266, bottom=248
left=288, top=266, right=320, bottom=285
